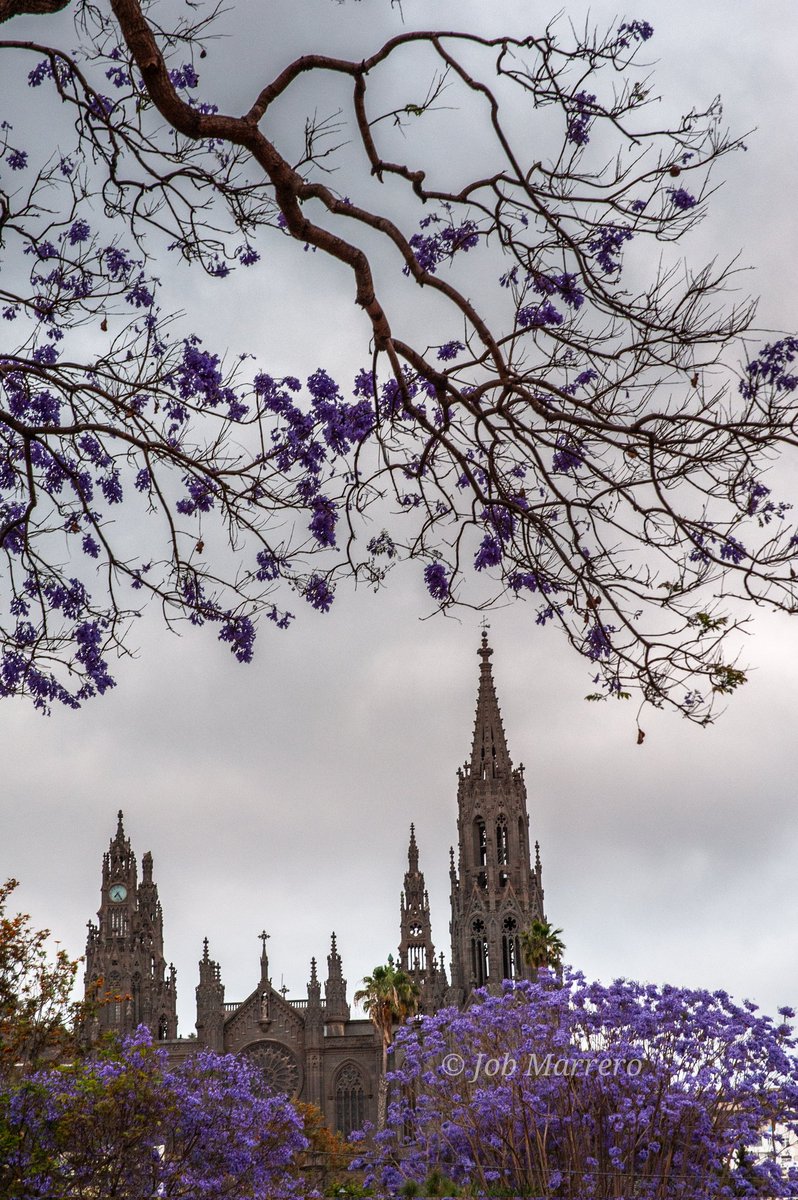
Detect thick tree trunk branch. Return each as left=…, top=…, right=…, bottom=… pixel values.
left=0, top=0, right=69, bottom=24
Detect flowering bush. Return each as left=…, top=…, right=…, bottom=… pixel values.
left=359, top=973, right=798, bottom=1198
left=0, top=1027, right=308, bottom=1198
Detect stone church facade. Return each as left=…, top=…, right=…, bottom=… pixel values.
left=84, top=632, right=548, bottom=1133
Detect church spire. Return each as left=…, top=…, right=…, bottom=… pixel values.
left=195, top=936, right=224, bottom=1051
left=398, top=824, right=446, bottom=1013
left=324, top=932, right=349, bottom=1033
left=470, top=630, right=512, bottom=779
left=408, top=822, right=419, bottom=873
left=259, top=930, right=270, bottom=984
left=449, top=633, right=546, bottom=1002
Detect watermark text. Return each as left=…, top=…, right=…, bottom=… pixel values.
left=440, top=1051, right=642, bottom=1082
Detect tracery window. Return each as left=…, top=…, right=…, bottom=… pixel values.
left=496, top=817, right=509, bottom=866
left=109, top=908, right=128, bottom=936
left=131, top=972, right=141, bottom=1024
left=471, top=918, right=489, bottom=986
left=473, top=818, right=487, bottom=866
left=335, top=1064, right=366, bottom=1137
left=408, top=944, right=426, bottom=971
left=502, top=915, right=520, bottom=980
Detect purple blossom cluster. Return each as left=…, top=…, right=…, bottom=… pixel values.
left=408, top=210, right=480, bottom=275
left=532, top=271, right=585, bottom=310
left=552, top=433, right=584, bottom=473
left=566, top=90, right=597, bottom=146
left=437, top=339, right=464, bottom=361
left=358, top=973, right=798, bottom=1198
left=303, top=573, right=335, bottom=612
left=669, top=186, right=698, bottom=210
left=517, top=298, right=564, bottom=329
left=585, top=620, right=615, bottom=660
left=616, top=20, right=655, bottom=48
left=589, top=224, right=634, bottom=274
left=424, top=561, right=450, bottom=601
left=508, top=570, right=560, bottom=595
left=473, top=503, right=518, bottom=571
left=689, top=528, right=748, bottom=567
left=168, top=63, right=199, bottom=90
left=743, top=478, right=791, bottom=524
left=741, top=337, right=798, bottom=399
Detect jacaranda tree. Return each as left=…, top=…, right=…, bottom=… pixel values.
left=357, top=973, right=798, bottom=1198
left=0, top=1025, right=308, bottom=1198
left=1, top=0, right=797, bottom=717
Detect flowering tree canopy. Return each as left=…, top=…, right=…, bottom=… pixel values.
left=0, top=877, right=83, bottom=1069
left=0, top=1026, right=308, bottom=1198
left=359, top=973, right=798, bottom=1198
left=1, top=0, right=797, bottom=716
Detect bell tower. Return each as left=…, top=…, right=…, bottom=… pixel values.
left=84, top=811, right=178, bottom=1040
left=448, top=633, right=546, bottom=1002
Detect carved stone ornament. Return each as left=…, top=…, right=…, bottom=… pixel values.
left=240, top=1039, right=302, bottom=1097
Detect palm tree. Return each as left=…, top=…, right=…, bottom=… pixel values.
left=520, top=919, right=565, bottom=976
left=354, top=956, right=419, bottom=1127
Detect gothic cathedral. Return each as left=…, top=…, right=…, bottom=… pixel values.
left=84, top=632, right=549, bottom=1133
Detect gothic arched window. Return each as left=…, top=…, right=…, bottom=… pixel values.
left=473, top=818, right=487, bottom=867
left=470, top=918, right=489, bottom=987
left=158, top=1015, right=169, bottom=1040
left=496, top=817, right=509, bottom=866
left=502, top=915, right=520, bottom=980
left=409, top=944, right=426, bottom=971
left=335, top=1064, right=366, bottom=1138
left=131, top=972, right=141, bottom=1025
left=109, top=908, right=128, bottom=937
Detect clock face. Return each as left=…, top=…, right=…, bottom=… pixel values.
left=108, top=883, right=127, bottom=903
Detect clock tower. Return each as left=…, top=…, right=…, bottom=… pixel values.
left=84, top=811, right=178, bottom=1040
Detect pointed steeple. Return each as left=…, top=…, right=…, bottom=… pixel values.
left=196, top=937, right=224, bottom=1051
left=308, top=956, right=321, bottom=1003
left=324, top=932, right=349, bottom=1032
left=398, top=824, right=441, bottom=1012
left=408, top=822, right=419, bottom=873
left=470, top=631, right=512, bottom=779
left=259, top=930, right=270, bottom=983
left=105, top=809, right=134, bottom=881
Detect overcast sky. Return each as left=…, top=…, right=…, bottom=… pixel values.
left=2, top=0, right=797, bottom=1035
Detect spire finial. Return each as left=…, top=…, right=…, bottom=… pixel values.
left=310, top=956, right=318, bottom=984
left=478, top=622, right=493, bottom=663
left=202, top=936, right=209, bottom=962
left=116, top=809, right=125, bottom=838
